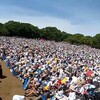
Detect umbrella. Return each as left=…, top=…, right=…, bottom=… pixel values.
left=86, top=70, right=93, bottom=77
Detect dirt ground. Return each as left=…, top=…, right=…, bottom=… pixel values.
left=0, top=61, right=37, bottom=100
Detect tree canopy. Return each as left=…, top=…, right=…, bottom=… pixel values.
left=0, top=21, right=100, bottom=49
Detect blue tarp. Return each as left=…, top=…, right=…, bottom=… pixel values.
left=23, top=77, right=29, bottom=90
left=12, top=67, right=15, bottom=76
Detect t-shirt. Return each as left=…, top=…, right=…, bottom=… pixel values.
left=12, top=95, right=25, bottom=100
left=68, top=92, right=76, bottom=100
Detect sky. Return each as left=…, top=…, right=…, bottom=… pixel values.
left=0, top=0, right=100, bottom=36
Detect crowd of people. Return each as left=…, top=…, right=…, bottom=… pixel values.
left=0, top=36, right=100, bottom=100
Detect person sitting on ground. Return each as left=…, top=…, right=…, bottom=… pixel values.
left=24, top=86, right=38, bottom=97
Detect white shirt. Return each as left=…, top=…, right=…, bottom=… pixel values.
left=12, top=95, right=25, bottom=100
left=68, top=92, right=76, bottom=100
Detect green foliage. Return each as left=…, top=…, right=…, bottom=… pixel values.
left=4, top=21, right=40, bottom=38
left=92, top=34, right=100, bottom=48
left=82, top=36, right=93, bottom=46
left=65, top=33, right=84, bottom=45
left=0, top=20, right=100, bottom=49
left=0, top=23, right=9, bottom=36
left=41, top=27, right=63, bottom=41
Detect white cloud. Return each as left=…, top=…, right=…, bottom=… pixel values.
left=0, top=15, right=99, bottom=36
left=21, top=16, right=99, bottom=36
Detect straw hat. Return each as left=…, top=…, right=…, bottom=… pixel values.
left=34, top=78, right=38, bottom=82
left=77, top=78, right=85, bottom=85
left=44, top=86, right=50, bottom=91
left=61, top=77, right=68, bottom=84
left=69, top=85, right=75, bottom=91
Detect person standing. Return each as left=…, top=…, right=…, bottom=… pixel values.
left=0, top=64, right=2, bottom=78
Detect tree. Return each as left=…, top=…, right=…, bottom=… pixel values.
left=92, top=34, right=100, bottom=48
left=0, top=20, right=100, bottom=49
left=65, top=33, right=84, bottom=45
left=4, top=21, right=40, bottom=38
left=40, top=27, right=65, bottom=41
left=0, top=26, right=9, bottom=36
left=0, top=23, right=3, bottom=35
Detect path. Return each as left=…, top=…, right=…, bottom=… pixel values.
left=0, top=61, right=24, bottom=100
